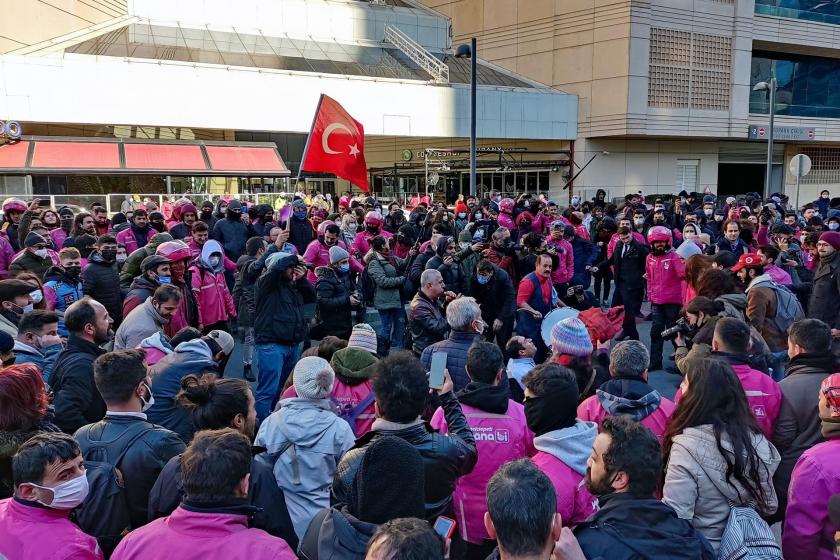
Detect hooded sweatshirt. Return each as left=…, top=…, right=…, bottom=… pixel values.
left=578, top=377, right=675, bottom=441
left=189, top=239, right=235, bottom=327
left=139, top=331, right=173, bottom=367
left=531, top=420, right=599, bottom=525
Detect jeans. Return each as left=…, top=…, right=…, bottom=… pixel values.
left=255, top=342, right=300, bottom=421
left=649, top=303, right=681, bottom=368
left=377, top=308, right=404, bottom=351
left=242, top=326, right=254, bottom=366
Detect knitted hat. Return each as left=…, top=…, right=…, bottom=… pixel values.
left=329, top=245, right=350, bottom=265
left=675, top=240, right=702, bottom=260
left=23, top=231, right=47, bottom=248
left=455, top=201, right=468, bottom=214
left=348, top=323, right=378, bottom=355
left=550, top=317, right=593, bottom=357
left=293, top=356, right=335, bottom=400
left=349, top=435, right=425, bottom=525
left=703, top=194, right=716, bottom=204
left=227, top=200, right=242, bottom=212
left=820, top=373, right=840, bottom=419
left=726, top=196, right=736, bottom=205
left=204, top=330, right=235, bottom=356
left=819, top=231, right=840, bottom=251
left=331, top=346, right=378, bottom=380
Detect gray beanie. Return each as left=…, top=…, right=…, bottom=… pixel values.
left=329, top=245, right=350, bottom=265
left=293, top=356, right=335, bottom=400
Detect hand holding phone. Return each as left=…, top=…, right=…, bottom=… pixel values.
left=429, top=352, right=448, bottom=390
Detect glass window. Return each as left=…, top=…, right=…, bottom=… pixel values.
left=755, top=0, right=840, bottom=26
left=752, top=51, right=840, bottom=118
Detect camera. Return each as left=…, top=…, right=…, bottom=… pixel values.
left=661, top=318, right=692, bottom=340
left=574, top=285, right=584, bottom=295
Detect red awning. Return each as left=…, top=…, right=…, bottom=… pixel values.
left=0, top=138, right=289, bottom=176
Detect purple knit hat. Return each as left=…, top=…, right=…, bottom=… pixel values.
left=550, top=317, right=593, bottom=357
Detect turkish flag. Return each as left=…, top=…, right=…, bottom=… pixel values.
left=300, top=94, right=370, bottom=192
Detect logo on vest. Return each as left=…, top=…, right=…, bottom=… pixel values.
left=471, top=426, right=510, bottom=443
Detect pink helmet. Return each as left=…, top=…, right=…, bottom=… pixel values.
left=2, top=198, right=26, bottom=214
left=156, top=240, right=192, bottom=262
left=365, top=211, right=384, bottom=227
left=647, top=225, right=672, bottom=244
left=317, top=220, right=336, bottom=236
left=499, top=198, right=515, bottom=214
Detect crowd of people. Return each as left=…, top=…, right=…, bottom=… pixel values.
left=0, top=187, right=838, bottom=559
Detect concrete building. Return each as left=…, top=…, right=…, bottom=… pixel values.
left=0, top=0, right=577, bottom=205
left=420, top=0, right=840, bottom=204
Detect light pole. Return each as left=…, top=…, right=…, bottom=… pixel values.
left=754, top=77, right=777, bottom=195
left=455, top=38, right=477, bottom=197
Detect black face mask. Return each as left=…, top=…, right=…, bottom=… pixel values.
left=65, top=265, right=81, bottom=279
left=226, top=210, right=241, bottom=221
left=151, top=222, right=165, bottom=232
left=101, top=249, right=117, bottom=262
left=524, top=386, right=578, bottom=436
left=79, top=247, right=93, bottom=259
left=366, top=226, right=379, bottom=234
left=2, top=355, right=15, bottom=367
left=201, top=210, right=213, bottom=218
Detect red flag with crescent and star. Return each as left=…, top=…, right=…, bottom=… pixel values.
left=300, top=94, right=370, bottom=192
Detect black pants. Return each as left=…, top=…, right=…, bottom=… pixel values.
left=619, top=284, right=644, bottom=340
left=593, top=269, right=612, bottom=302
left=650, top=303, right=681, bottom=368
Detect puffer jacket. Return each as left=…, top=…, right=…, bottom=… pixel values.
left=314, top=266, right=354, bottom=339
left=577, top=378, right=675, bottom=441
left=425, top=236, right=466, bottom=296
left=807, top=251, right=840, bottom=329
left=0, top=497, right=103, bottom=560
left=82, top=252, right=123, bottom=325
left=289, top=215, right=314, bottom=255
left=333, top=392, right=478, bottom=521
left=123, top=275, right=160, bottom=318
left=233, top=254, right=258, bottom=327
left=255, top=398, right=356, bottom=541
left=646, top=250, right=686, bottom=305
left=298, top=507, right=376, bottom=560
left=75, top=414, right=185, bottom=532
left=408, top=291, right=449, bottom=356
left=111, top=504, right=297, bottom=560
left=13, top=339, right=62, bottom=385
left=0, top=234, right=15, bottom=279
left=783, top=437, right=840, bottom=560
left=420, top=331, right=482, bottom=391
left=365, top=251, right=406, bottom=310
left=569, top=236, right=600, bottom=288
left=663, top=425, right=780, bottom=551
left=253, top=248, right=316, bottom=345
left=211, top=215, right=249, bottom=261
left=114, top=298, right=169, bottom=351
left=330, top=347, right=378, bottom=437
left=351, top=229, right=392, bottom=258
left=303, top=239, right=361, bottom=284
left=189, top=240, right=235, bottom=327
left=429, top=383, right=532, bottom=543
left=50, top=334, right=107, bottom=434
left=546, top=236, right=574, bottom=285
left=531, top=420, right=598, bottom=526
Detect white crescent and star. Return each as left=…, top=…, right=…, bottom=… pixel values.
left=322, top=122, right=361, bottom=158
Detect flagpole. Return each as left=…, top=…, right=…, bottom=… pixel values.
left=296, top=93, right=326, bottom=189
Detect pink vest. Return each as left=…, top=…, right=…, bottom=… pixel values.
left=531, top=452, right=597, bottom=526
left=0, top=498, right=103, bottom=560
left=577, top=395, right=676, bottom=442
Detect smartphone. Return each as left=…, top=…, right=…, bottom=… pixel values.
left=429, top=352, right=448, bottom=390
left=433, top=516, right=457, bottom=540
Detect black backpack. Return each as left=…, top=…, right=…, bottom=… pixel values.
left=74, top=421, right=151, bottom=556
left=359, top=266, right=377, bottom=307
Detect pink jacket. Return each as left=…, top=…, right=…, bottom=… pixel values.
left=431, top=400, right=533, bottom=543
left=646, top=251, right=685, bottom=305
left=497, top=213, right=515, bottom=230
left=764, top=264, right=792, bottom=286
left=783, top=438, right=840, bottom=560
left=302, top=239, right=363, bottom=284
left=50, top=227, right=68, bottom=249
left=116, top=227, right=141, bottom=254
left=282, top=380, right=377, bottom=437
left=531, top=452, right=597, bottom=526
left=351, top=229, right=392, bottom=257
left=0, top=497, right=103, bottom=560
left=189, top=265, right=236, bottom=327
left=546, top=236, right=574, bottom=285
left=674, top=363, right=780, bottom=439
left=111, top=506, right=296, bottom=560
left=0, top=234, right=14, bottom=279
left=577, top=395, right=675, bottom=442
left=187, top=240, right=237, bottom=272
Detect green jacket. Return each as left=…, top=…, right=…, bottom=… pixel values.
left=9, top=250, right=52, bottom=280
left=118, top=234, right=173, bottom=289
left=366, top=252, right=407, bottom=310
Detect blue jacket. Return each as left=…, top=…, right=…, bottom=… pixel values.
left=211, top=216, right=249, bottom=261
left=13, top=340, right=62, bottom=385
left=570, top=236, right=599, bottom=288
left=43, top=266, right=83, bottom=336
left=420, top=330, right=482, bottom=391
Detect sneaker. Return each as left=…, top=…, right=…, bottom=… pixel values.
left=242, top=363, right=256, bottom=382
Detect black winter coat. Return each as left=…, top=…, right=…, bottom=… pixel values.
left=233, top=254, right=259, bottom=327
left=314, top=266, right=354, bottom=339
left=148, top=451, right=298, bottom=550
left=597, top=239, right=649, bottom=290
left=75, top=415, right=185, bottom=532
left=408, top=291, right=449, bottom=356
left=807, top=251, right=840, bottom=329
left=212, top=216, right=249, bottom=261
left=168, top=222, right=190, bottom=240
left=298, top=507, right=375, bottom=560
left=253, top=250, right=316, bottom=345
left=470, top=265, right=515, bottom=323
left=82, top=252, right=123, bottom=325
left=289, top=216, right=314, bottom=255
left=332, top=392, right=477, bottom=520
left=50, top=334, right=107, bottom=434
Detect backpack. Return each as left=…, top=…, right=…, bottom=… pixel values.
left=74, top=422, right=151, bottom=556
left=359, top=267, right=376, bottom=307
left=766, top=282, right=804, bottom=334
left=332, top=392, right=376, bottom=436
left=716, top=506, right=782, bottom=560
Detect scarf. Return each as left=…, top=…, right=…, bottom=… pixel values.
left=821, top=417, right=840, bottom=439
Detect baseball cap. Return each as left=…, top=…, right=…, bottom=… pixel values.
left=730, top=253, right=762, bottom=272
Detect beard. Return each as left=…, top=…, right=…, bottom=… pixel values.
left=94, top=326, right=113, bottom=345
left=585, top=467, right=615, bottom=497
left=652, top=245, right=666, bottom=256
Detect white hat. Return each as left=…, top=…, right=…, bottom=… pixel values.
left=293, top=357, right=335, bottom=400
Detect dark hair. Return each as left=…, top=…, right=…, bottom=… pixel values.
left=17, top=310, right=59, bottom=335
left=178, top=377, right=251, bottom=430
left=758, top=244, right=779, bottom=261
left=133, top=209, right=148, bottom=218
left=714, top=317, right=751, bottom=354
left=153, top=284, right=182, bottom=304
left=601, top=416, right=661, bottom=498
left=685, top=254, right=715, bottom=291
left=366, top=518, right=443, bottom=560
left=317, top=336, right=348, bottom=362
left=371, top=351, right=428, bottom=423
left=505, top=336, right=526, bottom=361
left=476, top=259, right=494, bottom=274
left=696, top=268, right=738, bottom=300
left=97, top=234, right=116, bottom=247
left=93, top=349, right=147, bottom=404
left=788, top=318, right=832, bottom=353
left=523, top=362, right=577, bottom=398
left=181, top=429, right=252, bottom=503
left=64, top=297, right=98, bottom=334
left=723, top=219, right=741, bottom=231
left=486, top=459, right=556, bottom=556
left=170, top=326, right=202, bottom=348
left=245, top=236, right=265, bottom=257
left=685, top=296, right=725, bottom=318
left=713, top=251, right=738, bottom=269
left=0, top=364, right=49, bottom=431
left=662, top=360, right=769, bottom=508
left=466, top=341, right=503, bottom=384
left=93, top=206, right=107, bottom=215
left=13, top=432, right=80, bottom=487
left=371, top=235, right=388, bottom=252
left=192, top=221, right=209, bottom=233
left=617, top=226, right=631, bottom=235
left=324, top=224, right=340, bottom=236
left=72, top=212, right=93, bottom=235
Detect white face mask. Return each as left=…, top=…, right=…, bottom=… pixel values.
left=116, top=254, right=127, bottom=263
left=140, top=382, right=155, bottom=412
left=348, top=223, right=358, bottom=232
left=30, top=472, right=89, bottom=510
left=209, top=256, right=221, bottom=267
left=33, top=248, right=48, bottom=259
left=29, top=290, right=43, bottom=304
left=704, top=209, right=713, bottom=216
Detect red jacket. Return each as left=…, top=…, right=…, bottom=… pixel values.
left=645, top=251, right=685, bottom=305
left=0, top=497, right=102, bottom=560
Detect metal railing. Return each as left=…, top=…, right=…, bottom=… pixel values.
left=383, top=25, right=449, bottom=83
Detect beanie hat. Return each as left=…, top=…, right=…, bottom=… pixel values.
left=227, top=200, right=242, bottom=212
left=821, top=373, right=840, bottom=419
left=348, top=323, right=378, bottom=355
left=675, top=239, right=702, bottom=260
left=455, top=201, right=468, bottom=214
left=205, top=330, right=235, bottom=355
left=550, top=317, right=593, bottom=357
left=726, top=196, right=736, bottom=205
left=703, top=194, right=716, bottom=204
left=23, top=231, right=47, bottom=248
left=329, top=245, right=350, bottom=265
left=819, top=231, right=840, bottom=251
left=348, top=435, right=425, bottom=524
left=331, top=346, right=378, bottom=380
left=293, top=356, right=335, bottom=400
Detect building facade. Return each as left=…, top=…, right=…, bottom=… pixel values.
left=420, top=0, right=840, bottom=203
left=0, top=0, right=577, bottom=204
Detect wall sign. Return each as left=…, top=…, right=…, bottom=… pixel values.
left=748, top=124, right=816, bottom=141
